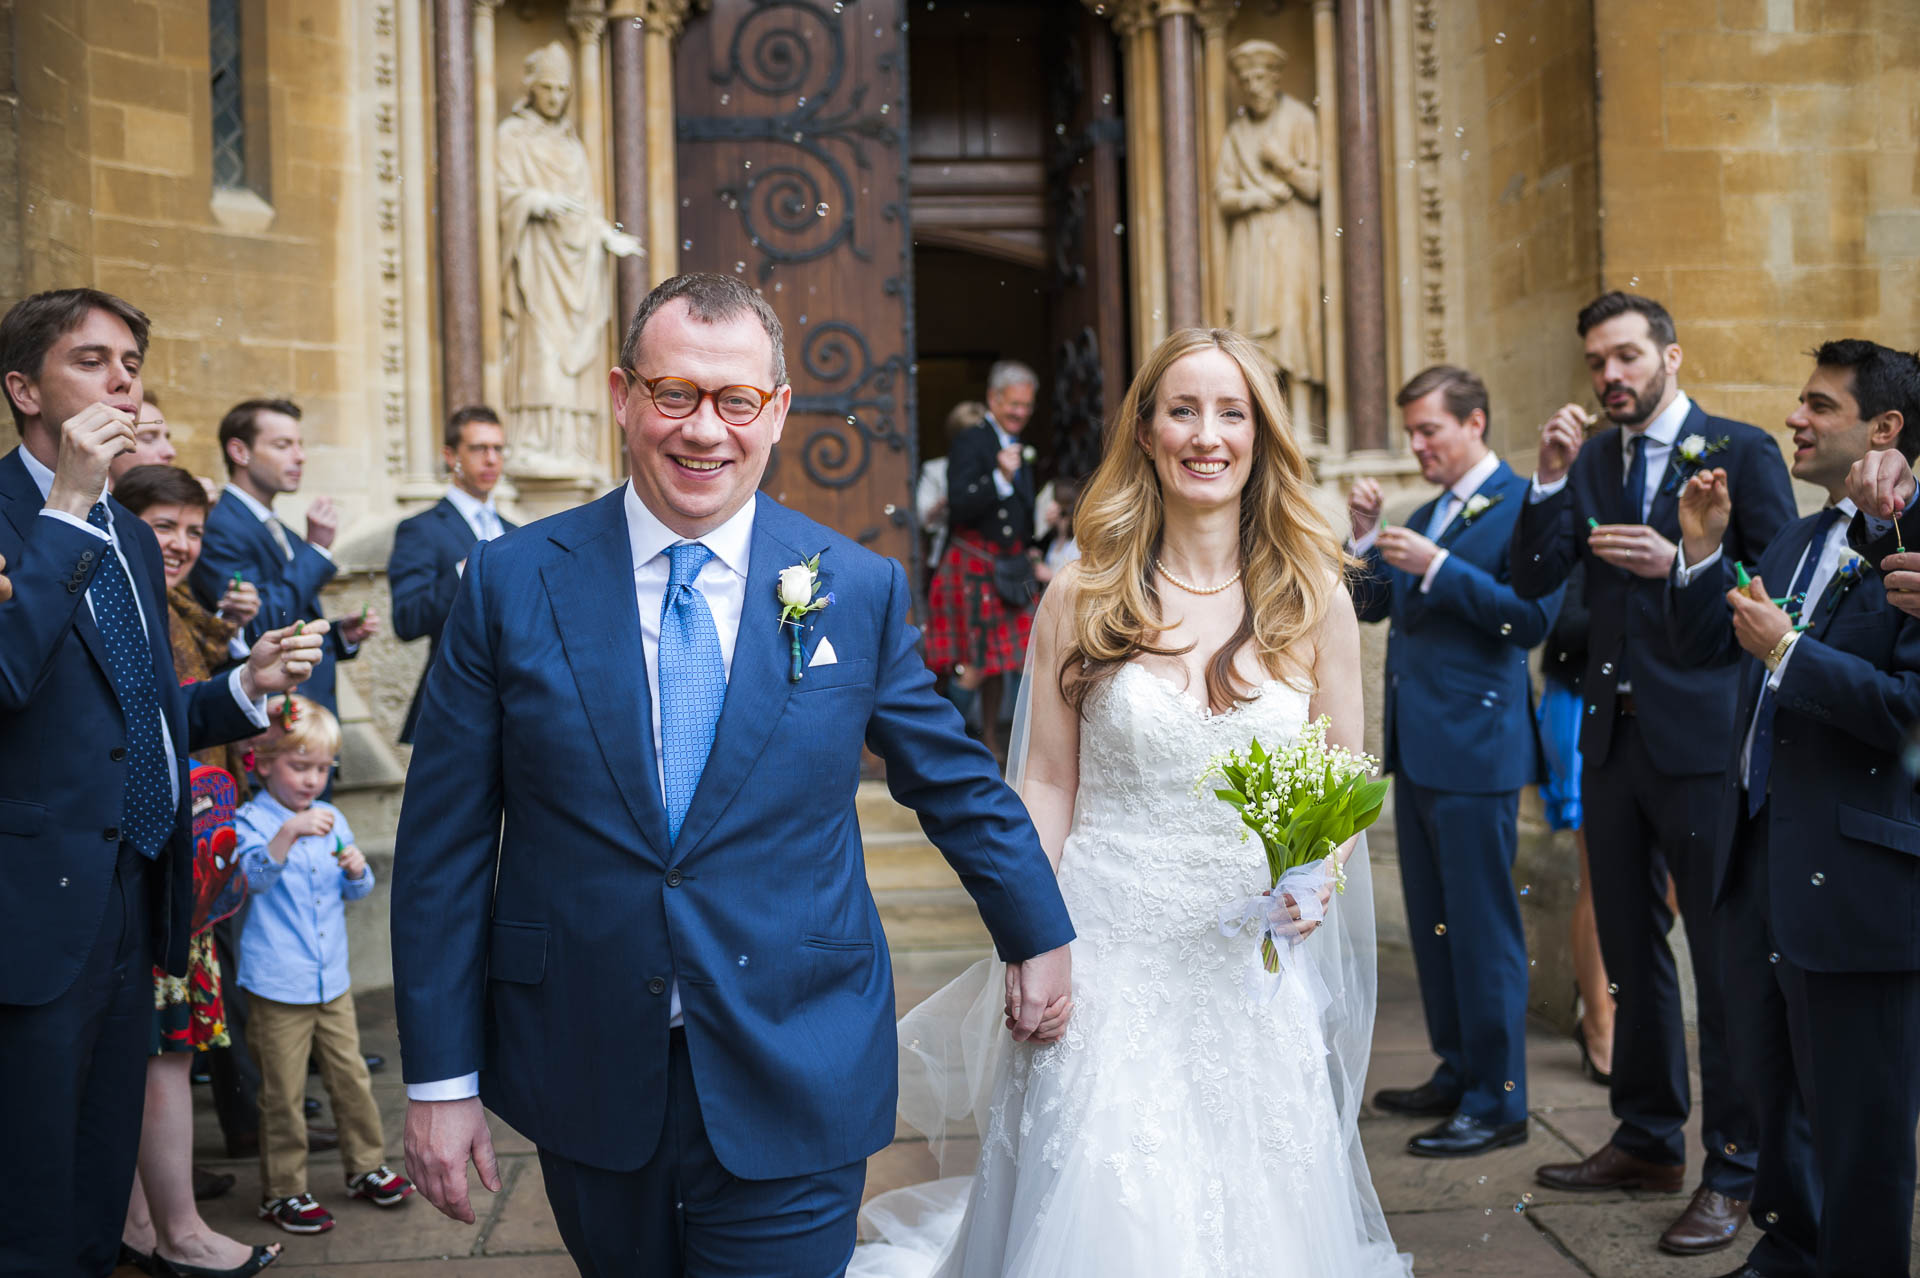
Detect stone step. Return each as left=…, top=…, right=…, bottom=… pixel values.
left=864, top=831, right=961, bottom=893
left=875, top=887, right=991, bottom=951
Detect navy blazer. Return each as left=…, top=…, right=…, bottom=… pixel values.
left=1511, top=402, right=1797, bottom=775
left=946, top=420, right=1036, bottom=546
left=1668, top=509, right=1920, bottom=973
left=0, top=449, right=258, bottom=1006
left=390, top=491, right=1074, bottom=1178
left=188, top=490, right=354, bottom=713
left=1353, top=461, right=1562, bottom=793
left=387, top=498, right=515, bottom=744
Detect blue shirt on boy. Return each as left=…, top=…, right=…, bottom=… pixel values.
left=236, top=789, right=374, bottom=1005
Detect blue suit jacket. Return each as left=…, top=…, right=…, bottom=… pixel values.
left=388, top=498, right=516, bottom=744
left=0, top=449, right=258, bottom=1006
left=1511, top=402, right=1797, bottom=774
left=390, top=491, right=1075, bottom=1177
left=1352, top=462, right=1561, bottom=794
left=189, top=491, right=353, bottom=713
left=1669, top=510, right=1920, bottom=973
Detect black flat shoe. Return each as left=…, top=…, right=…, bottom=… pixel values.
left=192, top=1166, right=236, bottom=1202
left=1574, top=1022, right=1613, bottom=1086
left=1407, top=1112, right=1530, bottom=1158
left=1371, top=1080, right=1461, bottom=1118
left=120, top=1242, right=158, bottom=1276
left=153, top=1243, right=280, bottom=1277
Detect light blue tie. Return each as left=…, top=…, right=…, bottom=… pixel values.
left=1425, top=494, right=1459, bottom=540
left=658, top=542, right=725, bottom=842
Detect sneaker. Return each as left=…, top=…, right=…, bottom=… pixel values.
left=346, top=1164, right=415, bottom=1207
left=259, top=1192, right=334, bottom=1234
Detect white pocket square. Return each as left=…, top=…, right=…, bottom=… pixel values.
left=807, top=636, right=839, bottom=668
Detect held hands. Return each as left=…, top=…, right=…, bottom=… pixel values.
left=45, top=404, right=137, bottom=519
left=1347, top=477, right=1384, bottom=542
left=1724, top=574, right=1793, bottom=661
left=216, top=580, right=261, bottom=625
left=1535, top=404, right=1590, bottom=486
left=241, top=619, right=331, bottom=698
left=1375, top=526, right=1440, bottom=577
left=1588, top=522, right=1678, bottom=579
left=1848, top=448, right=1917, bottom=521
left=0, top=552, right=10, bottom=604
left=405, top=1097, right=501, bottom=1224
left=306, top=497, right=340, bottom=551
left=339, top=608, right=382, bottom=646
left=1004, top=943, right=1072, bottom=1043
left=1676, top=468, right=1731, bottom=568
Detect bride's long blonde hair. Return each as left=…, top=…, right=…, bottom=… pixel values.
left=1061, top=327, right=1345, bottom=713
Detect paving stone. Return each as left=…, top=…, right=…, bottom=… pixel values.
left=482, top=1157, right=565, bottom=1255
left=1382, top=1207, right=1588, bottom=1275
left=1362, top=1115, right=1584, bottom=1214
left=1526, top=1197, right=1744, bottom=1278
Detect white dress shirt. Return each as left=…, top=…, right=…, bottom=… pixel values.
left=1529, top=390, right=1694, bottom=521
left=1675, top=498, right=1878, bottom=789
left=444, top=485, right=505, bottom=543
left=21, top=448, right=268, bottom=807
left=986, top=414, right=1019, bottom=500
left=406, top=486, right=758, bottom=1104
left=1351, top=450, right=1501, bottom=594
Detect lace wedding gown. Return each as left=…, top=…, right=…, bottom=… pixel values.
left=853, top=664, right=1411, bottom=1277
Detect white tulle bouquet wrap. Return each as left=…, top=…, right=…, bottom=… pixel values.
left=1196, top=716, right=1388, bottom=993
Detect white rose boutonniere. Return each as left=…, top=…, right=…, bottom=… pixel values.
left=778, top=552, right=833, bottom=682
left=1678, top=434, right=1709, bottom=463
left=1458, top=491, right=1505, bottom=527
left=1663, top=433, right=1732, bottom=495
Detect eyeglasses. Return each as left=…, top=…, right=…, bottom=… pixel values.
left=623, top=371, right=776, bottom=426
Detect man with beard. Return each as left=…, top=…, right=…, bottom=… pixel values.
left=1511, top=292, right=1796, bottom=1258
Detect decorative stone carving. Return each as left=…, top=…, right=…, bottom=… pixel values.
left=497, top=41, right=641, bottom=479
left=1215, top=39, right=1323, bottom=390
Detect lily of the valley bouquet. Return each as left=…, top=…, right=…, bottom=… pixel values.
left=1195, top=716, right=1388, bottom=985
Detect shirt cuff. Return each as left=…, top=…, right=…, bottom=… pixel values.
left=1528, top=473, right=1570, bottom=503
left=1766, top=632, right=1801, bottom=689
left=311, top=544, right=334, bottom=562
left=992, top=471, right=1014, bottom=499
left=1349, top=528, right=1379, bottom=556
left=228, top=635, right=250, bottom=660
left=226, top=665, right=271, bottom=728
left=407, top=1074, right=480, bottom=1102
left=1673, top=543, right=1723, bottom=587
left=40, top=508, right=109, bottom=540
left=1418, top=549, right=1450, bottom=594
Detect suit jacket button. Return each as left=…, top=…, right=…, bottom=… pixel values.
left=648, top=977, right=667, bottom=995
left=110, top=746, right=127, bottom=762
left=998, top=508, right=1008, bottom=519
left=665, top=869, right=683, bottom=887
left=79, top=551, right=95, bottom=565
left=103, top=826, right=120, bottom=842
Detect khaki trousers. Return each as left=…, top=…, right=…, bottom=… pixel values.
left=246, top=989, right=386, bottom=1198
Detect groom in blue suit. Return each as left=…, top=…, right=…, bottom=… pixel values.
left=392, top=273, right=1075, bottom=1276
left=1350, top=366, right=1561, bottom=1158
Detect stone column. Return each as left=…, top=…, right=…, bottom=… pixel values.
left=1315, top=0, right=1347, bottom=456
left=474, top=0, right=504, bottom=410
left=1195, top=0, right=1232, bottom=329
left=570, top=6, right=608, bottom=203
left=1336, top=0, right=1389, bottom=454
left=644, top=0, right=691, bottom=285
left=1155, top=0, right=1202, bottom=332
left=1113, top=0, right=1167, bottom=361
left=434, top=0, right=484, bottom=413
left=398, top=0, right=439, bottom=488
left=608, top=3, right=650, bottom=326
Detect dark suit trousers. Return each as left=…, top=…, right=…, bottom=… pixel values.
left=0, top=844, right=153, bottom=1278
left=1722, top=805, right=1920, bottom=1278
left=537, top=1028, right=866, bottom=1277
left=1582, top=711, right=1755, bottom=1194
left=1394, top=778, right=1529, bottom=1124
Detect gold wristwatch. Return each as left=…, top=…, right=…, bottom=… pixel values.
left=1764, top=630, right=1799, bottom=672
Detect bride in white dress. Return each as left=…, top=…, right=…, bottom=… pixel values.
left=854, top=328, right=1411, bottom=1277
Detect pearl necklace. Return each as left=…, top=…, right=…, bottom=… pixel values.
left=1153, top=557, right=1242, bottom=595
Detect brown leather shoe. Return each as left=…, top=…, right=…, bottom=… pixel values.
left=307, top=1124, right=339, bottom=1153
left=1535, top=1142, right=1685, bottom=1193
left=1658, top=1184, right=1748, bottom=1255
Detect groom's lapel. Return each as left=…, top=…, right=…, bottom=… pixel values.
left=670, top=506, right=802, bottom=862
left=543, top=491, right=671, bottom=860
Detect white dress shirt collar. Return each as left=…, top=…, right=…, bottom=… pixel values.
left=1445, top=450, right=1503, bottom=505
left=221, top=480, right=279, bottom=526
left=1622, top=389, right=1693, bottom=457
left=984, top=413, right=1017, bottom=450
left=623, top=482, right=756, bottom=580
left=444, top=484, right=500, bottom=537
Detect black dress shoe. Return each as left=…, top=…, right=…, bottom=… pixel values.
left=120, top=1242, right=158, bottom=1276
left=1708, top=1267, right=1770, bottom=1278
left=1407, top=1112, right=1529, bottom=1158
left=362, top=1052, right=386, bottom=1074
left=303, top=1097, right=323, bottom=1118
left=1371, top=1080, right=1461, bottom=1117
left=192, top=1165, right=236, bottom=1202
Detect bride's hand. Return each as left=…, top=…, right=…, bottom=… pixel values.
left=1277, top=881, right=1336, bottom=940
left=1026, top=994, right=1072, bottom=1043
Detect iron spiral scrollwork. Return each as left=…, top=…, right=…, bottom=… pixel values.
left=780, top=321, right=908, bottom=490
left=1052, top=326, right=1106, bottom=482
left=679, top=1, right=901, bottom=281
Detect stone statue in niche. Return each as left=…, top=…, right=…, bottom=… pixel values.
left=498, top=41, right=641, bottom=478
left=1216, top=39, right=1322, bottom=423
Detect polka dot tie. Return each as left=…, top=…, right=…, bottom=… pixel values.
left=87, top=503, right=173, bottom=858
left=658, top=542, right=725, bottom=843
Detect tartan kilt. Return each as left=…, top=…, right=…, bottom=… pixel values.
left=924, top=534, right=1033, bottom=677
